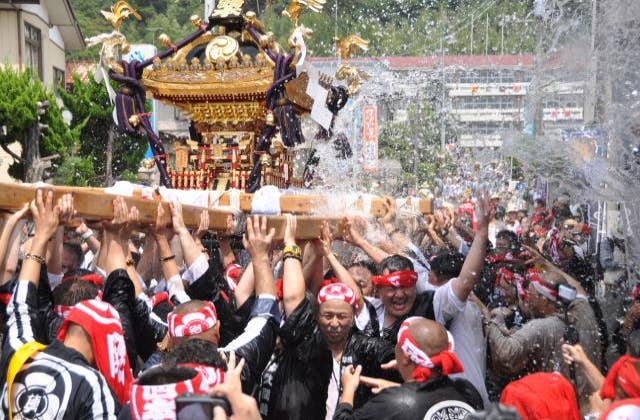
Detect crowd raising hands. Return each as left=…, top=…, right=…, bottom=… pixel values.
left=0, top=188, right=634, bottom=420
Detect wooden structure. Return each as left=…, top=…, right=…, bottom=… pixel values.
left=0, top=183, right=432, bottom=240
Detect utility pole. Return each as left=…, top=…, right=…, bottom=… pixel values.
left=501, top=14, right=505, bottom=55
left=583, top=0, right=598, bottom=124
left=485, top=13, right=489, bottom=55
left=470, top=14, right=474, bottom=54
left=440, top=30, right=446, bottom=149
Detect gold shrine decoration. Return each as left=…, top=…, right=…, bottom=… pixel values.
left=212, top=0, right=244, bottom=18
left=100, top=0, right=142, bottom=33
left=184, top=102, right=266, bottom=124
left=282, top=0, right=326, bottom=25
left=142, top=66, right=272, bottom=103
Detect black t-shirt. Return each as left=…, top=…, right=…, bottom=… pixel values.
left=259, top=298, right=396, bottom=420
left=259, top=297, right=332, bottom=420
left=333, top=376, right=483, bottom=420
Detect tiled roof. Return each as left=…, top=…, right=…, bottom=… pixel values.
left=65, top=61, right=97, bottom=85
left=309, top=54, right=534, bottom=70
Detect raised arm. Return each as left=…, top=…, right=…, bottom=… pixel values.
left=192, top=209, right=209, bottom=252
left=2, top=221, right=25, bottom=283
left=5, top=190, right=61, bottom=351
left=75, top=220, right=101, bottom=255
left=302, top=240, right=323, bottom=292
left=234, top=262, right=255, bottom=308
left=101, top=197, right=131, bottom=277
left=45, top=194, right=76, bottom=280
left=0, top=205, right=29, bottom=283
left=316, top=221, right=365, bottom=314
left=343, top=217, right=390, bottom=265
left=151, top=203, right=185, bottom=302
left=169, top=200, right=204, bottom=268
left=562, top=343, right=604, bottom=392
left=281, top=215, right=305, bottom=316
left=523, top=244, right=588, bottom=296
left=242, top=215, right=276, bottom=297
left=21, top=191, right=62, bottom=286
left=451, top=191, right=490, bottom=302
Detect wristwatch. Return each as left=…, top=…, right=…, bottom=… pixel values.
left=283, top=244, right=302, bottom=261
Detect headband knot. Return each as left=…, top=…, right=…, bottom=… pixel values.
left=57, top=299, right=133, bottom=404
left=397, top=317, right=463, bottom=382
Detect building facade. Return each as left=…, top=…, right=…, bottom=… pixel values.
left=0, top=0, right=84, bottom=182
left=0, top=0, right=84, bottom=87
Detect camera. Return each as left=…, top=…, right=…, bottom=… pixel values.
left=175, top=393, right=231, bottom=420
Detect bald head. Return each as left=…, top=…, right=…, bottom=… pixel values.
left=395, top=317, right=450, bottom=382
left=407, top=318, right=449, bottom=356
left=172, top=299, right=208, bottom=315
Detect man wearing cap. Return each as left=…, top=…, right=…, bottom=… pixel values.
left=353, top=192, right=491, bottom=345
left=334, top=317, right=483, bottom=419
left=0, top=190, right=132, bottom=419
left=259, top=216, right=395, bottom=420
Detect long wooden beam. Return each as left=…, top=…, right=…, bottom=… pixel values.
left=0, top=183, right=342, bottom=240
left=216, top=192, right=433, bottom=216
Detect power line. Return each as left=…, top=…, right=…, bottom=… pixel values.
left=448, top=0, right=499, bottom=41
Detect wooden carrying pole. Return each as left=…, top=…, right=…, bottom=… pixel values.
left=0, top=183, right=342, bottom=240
left=216, top=192, right=433, bottom=216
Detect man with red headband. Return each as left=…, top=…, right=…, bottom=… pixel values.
left=0, top=190, right=131, bottom=419
left=158, top=215, right=279, bottom=397
left=485, top=267, right=601, bottom=412
left=334, top=317, right=483, bottom=419
left=258, top=216, right=395, bottom=420
left=354, top=192, right=491, bottom=346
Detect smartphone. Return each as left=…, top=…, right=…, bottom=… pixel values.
left=175, top=394, right=231, bottom=419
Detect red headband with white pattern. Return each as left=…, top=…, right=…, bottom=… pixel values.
left=317, top=283, right=356, bottom=307
left=130, top=363, right=225, bottom=420
left=167, top=301, right=218, bottom=338
left=397, top=317, right=463, bottom=382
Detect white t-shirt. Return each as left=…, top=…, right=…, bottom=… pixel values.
left=448, top=298, right=489, bottom=407
left=355, top=280, right=488, bottom=405
left=325, top=358, right=341, bottom=420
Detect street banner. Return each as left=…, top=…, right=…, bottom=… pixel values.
left=362, top=104, right=378, bottom=172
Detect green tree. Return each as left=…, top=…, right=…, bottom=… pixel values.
left=69, top=0, right=534, bottom=60
left=57, top=75, right=147, bottom=186
left=0, top=67, right=80, bottom=181
left=378, top=101, right=456, bottom=192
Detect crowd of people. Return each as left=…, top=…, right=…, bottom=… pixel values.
left=0, top=185, right=637, bottom=420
